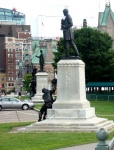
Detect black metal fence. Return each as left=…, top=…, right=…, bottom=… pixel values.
left=86, top=94, right=114, bottom=101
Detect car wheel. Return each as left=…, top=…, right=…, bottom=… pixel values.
left=0, top=105, right=2, bottom=111
left=22, top=104, right=29, bottom=110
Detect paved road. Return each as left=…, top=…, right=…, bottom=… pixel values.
left=0, top=109, right=38, bottom=123
left=57, top=143, right=97, bottom=150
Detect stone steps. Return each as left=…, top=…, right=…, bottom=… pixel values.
left=18, top=118, right=114, bottom=132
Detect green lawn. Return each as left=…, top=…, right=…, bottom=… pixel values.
left=90, top=101, right=114, bottom=120
left=0, top=101, right=114, bottom=150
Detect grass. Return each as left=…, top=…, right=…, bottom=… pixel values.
left=15, top=96, right=30, bottom=101
left=0, top=101, right=114, bottom=150
left=90, top=100, right=114, bottom=116
left=34, top=104, right=43, bottom=110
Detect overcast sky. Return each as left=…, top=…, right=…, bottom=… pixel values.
left=1, top=0, right=114, bottom=37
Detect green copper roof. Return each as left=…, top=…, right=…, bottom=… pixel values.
left=31, top=40, right=57, bottom=64
left=19, top=62, right=22, bottom=67
left=99, top=4, right=114, bottom=26
left=32, top=40, right=39, bottom=51
left=31, top=40, right=40, bottom=64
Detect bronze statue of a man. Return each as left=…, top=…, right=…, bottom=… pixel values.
left=61, top=9, right=79, bottom=57
left=36, top=50, right=44, bottom=72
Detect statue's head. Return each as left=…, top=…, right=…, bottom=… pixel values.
left=42, top=88, right=48, bottom=93
left=63, top=9, right=68, bottom=16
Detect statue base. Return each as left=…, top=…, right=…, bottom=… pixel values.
left=31, top=72, right=48, bottom=103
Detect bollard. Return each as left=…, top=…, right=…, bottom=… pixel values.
left=95, top=128, right=109, bottom=150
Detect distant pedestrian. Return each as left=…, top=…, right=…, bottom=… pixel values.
left=18, top=92, right=22, bottom=99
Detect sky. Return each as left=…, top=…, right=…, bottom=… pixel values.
left=1, top=0, right=114, bottom=37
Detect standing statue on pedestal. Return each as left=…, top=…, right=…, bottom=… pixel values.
left=61, top=9, right=79, bottom=57
left=36, top=50, right=44, bottom=72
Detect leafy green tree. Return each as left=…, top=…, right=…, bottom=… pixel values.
left=23, top=74, right=32, bottom=92
left=53, top=27, right=114, bottom=82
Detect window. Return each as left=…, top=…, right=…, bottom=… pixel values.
left=2, top=77, right=4, bottom=81
left=0, top=15, right=5, bottom=20
left=10, top=54, right=13, bottom=58
left=2, top=84, right=4, bottom=88
left=2, top=98, right=10, bottom=102
left=8, top=49, right=11, bottom=52
left=16, top=48, right=19, bottom=51
left=16, top=66, right=19, bottom=69
left=5, top=9, right=11, bottom=13
left=5, top=12, right=12, bottom=16
left=0, top=12, right=4, bottom=15
left=10, top=98, right=19, bottom=102
left=15, top=43, right=19, bottom=46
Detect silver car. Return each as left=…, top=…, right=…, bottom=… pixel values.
left=0, top=97, right=34, bottom=111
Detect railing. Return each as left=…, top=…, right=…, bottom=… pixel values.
left=95, top=128, right=114, bottom=150
left=86, top=94, right=114, bottom=101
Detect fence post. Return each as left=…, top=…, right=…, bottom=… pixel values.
left=95, top=128, right=109, bottom=150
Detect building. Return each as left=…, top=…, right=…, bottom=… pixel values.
left=0, top=24, right=31, bottom=92
left=0, top=7, right=25, bottom=25
left=98, top=3, right=114, bottom=41
left=0, top=24, right=31, bottom=72
left=4, top=35, right=32, bottom=92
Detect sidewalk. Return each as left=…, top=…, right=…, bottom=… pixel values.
left=57, top=140, right=110, bottom=150
left=57, top=143, right=97, bottom=150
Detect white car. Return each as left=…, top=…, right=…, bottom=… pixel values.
left=0, top=97, right=34, bottom=111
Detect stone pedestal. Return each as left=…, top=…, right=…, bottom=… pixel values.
left=32, top=72, right=48, bottom=103
left=47, top=59, right=95, bottom=119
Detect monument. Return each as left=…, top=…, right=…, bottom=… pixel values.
left=31, top=50, right=48, bottom=103
left=18, top=9, right=114, bottom=132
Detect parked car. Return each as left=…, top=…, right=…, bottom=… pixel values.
left=0, top=97, right=34, bottom=111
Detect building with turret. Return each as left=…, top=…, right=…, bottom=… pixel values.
left=98, top=3, right=114, bottom=42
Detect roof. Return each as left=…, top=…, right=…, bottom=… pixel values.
left=98, top=4, right=114, bottom=26
left=31, top=40, right=57, bottom=64
left=86, top=82, right=114, bottom=87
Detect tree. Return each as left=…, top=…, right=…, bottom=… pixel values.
left=23, top=74, right=32, bottom=92
left=52, top=27, right=114, bottom=82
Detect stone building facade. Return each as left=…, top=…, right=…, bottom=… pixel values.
left=98, top=3, right=114, bottom=46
